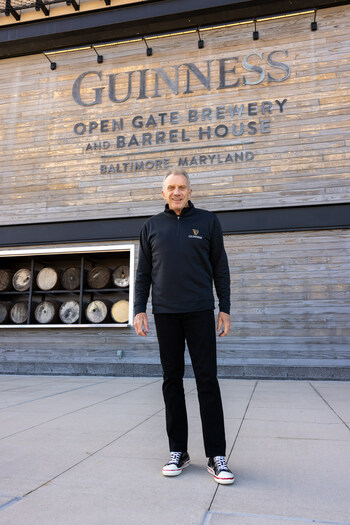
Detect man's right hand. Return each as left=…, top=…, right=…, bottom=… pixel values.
left=133, top=312, right=149, bottom=337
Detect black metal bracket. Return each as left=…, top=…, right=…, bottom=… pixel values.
left=43, top=53, right=56, bottom=70
left=66, top=0, right=79, bottom=11
left=197, top=27, right=204, bottom=48
left=253, top=18, right=259, bottom=40
left=91, top=45, right=103, bottom=63
left=5, top=0, right=20, bottom=21
left=311, top=9, right=318, bottom=31
left=35, top=0, right=49, bottom=16
left=143, top=37, right=152, bottom=56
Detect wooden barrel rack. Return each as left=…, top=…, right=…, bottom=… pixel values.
left=34, top=300, right=60, bottom=324
left=36, top=267, right=59, bottom=291
left=0, top=249, right=132, bottom=326
left=10, top=301, right=29, bottom=324
left=0, top=301, right=11, bottom=323
left=87, top=266, right=111, bottom=289
left=12, top=268, right=31, bottom=292
left=0, top=270, right=13, bottom=292
left=59, top=300, right=80, bottom=324
left=85, top=299, right=110, bottom=324
left=61, top=267, right=81, bottom=290
left=111, top=299, right=129, bottom=323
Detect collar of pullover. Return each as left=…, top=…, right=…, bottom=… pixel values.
left=164, top=201, right=195, bottom=217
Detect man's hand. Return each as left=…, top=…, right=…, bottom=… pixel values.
left=217, top=311, right=231, bottom=337
left=134, top=312, right=149, bottom=337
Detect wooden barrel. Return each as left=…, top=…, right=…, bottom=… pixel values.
left=34, top=300, right=60, bottom=324
left=0, top=269, right=14, bottom=292
left=61, top=267, right=81, bottom=290
left=10, top=301, right=28, bottom=324
left=12, top=268, right=31, bottom=292
left=59, top=300, right=80, bottom=324
left=85, top=300, right=110, bottom=323
left=36, top=267, right=59, bottom=291
left=112, top=265, right=129, bottom=288
left=87, top=266, right=111, bottom=289
left=0, top=302, right=12, bottom=323
left=111, top=299, right=129, bottom=323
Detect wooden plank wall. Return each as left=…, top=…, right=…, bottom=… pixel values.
left=1, top=230, right=349, bottom=374
left=0, top=5, right=349, bottom=225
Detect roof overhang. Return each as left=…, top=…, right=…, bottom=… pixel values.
left=0, top=0, right=348, bottom=59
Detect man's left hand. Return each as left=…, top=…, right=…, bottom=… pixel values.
left=217, top=311, right=231, bottom=337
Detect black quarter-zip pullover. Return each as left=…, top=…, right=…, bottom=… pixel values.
left=134, top=202, right=230, bottom=315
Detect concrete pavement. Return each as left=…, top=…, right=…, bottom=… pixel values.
left=0, top=375, right=349, bottom=525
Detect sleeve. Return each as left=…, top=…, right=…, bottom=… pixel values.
left=209, top=215, right=231, bottom=315
left=134, top=222, right=152, bottom=315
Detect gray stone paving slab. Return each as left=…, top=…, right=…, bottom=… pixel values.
left=245, top=406, right=341, bottom=424
left=0, top=443, right=91, bottom=486
left=204, top=511, right=350, bottom=525
left=1, top=458, right=217, bottom=525
left=0, top=378, right=112, bottom=403
left=0, top=376, right=349, bottom=525
left=239, top=419, right=350, bottom=440
left=248, top=393, right=323, bottom=409
left=254, top=380, right=312, bottom=390
left=212, top=433, right=350, bottom=522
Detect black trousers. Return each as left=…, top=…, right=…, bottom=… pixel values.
left=154, top=310, right=226, bottom=457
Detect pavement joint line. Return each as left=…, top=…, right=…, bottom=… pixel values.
left=309, top=382, right=350, bottom=432
left=0, top=378, right=162, bottom=441
left=206, top=380, right=258, bottom=516
left=203, top=510, right=350, bottom=524
left=201, top=510, right=212, bottom=525
left=0, top=497, right=22, bottom=511
left=0, top=377, right=119, bottom=411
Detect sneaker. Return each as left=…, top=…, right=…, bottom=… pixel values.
left=207, top=456, right=235, bottom=485
left=162, top=451, right=191, bottom=477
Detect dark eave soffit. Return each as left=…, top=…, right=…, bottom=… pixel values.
left=0, top=0, right=348, bottom=59
left=0, top=203, right=349, bottom=247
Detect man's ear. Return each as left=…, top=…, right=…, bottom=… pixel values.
left=161, top=190, right=166, bottom=200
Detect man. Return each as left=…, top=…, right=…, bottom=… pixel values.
left=133, top=169, right=234, bottom=485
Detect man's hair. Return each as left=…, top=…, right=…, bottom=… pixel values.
left=163, top=169, right=191, bottom=188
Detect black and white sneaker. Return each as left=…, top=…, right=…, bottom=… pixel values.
left=162, top=452, right=191, bottom=477
left=207, top=456, right=235, bottom=485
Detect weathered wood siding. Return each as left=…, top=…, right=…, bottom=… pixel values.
left=1, top=230, right=349, bottom=376
left=0, top=5, right=349, bottom=225
left=221, top=229, right=350, bottom=368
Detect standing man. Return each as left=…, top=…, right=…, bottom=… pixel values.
left=133, top=169, right=234, bottom=485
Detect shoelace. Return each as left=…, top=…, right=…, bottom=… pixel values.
left=169, top=451, right=182, bottom=464
left=213, top=456, right=229, bottom=471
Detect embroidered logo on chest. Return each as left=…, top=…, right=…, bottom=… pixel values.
left=188, top=228, right=203, bottom=239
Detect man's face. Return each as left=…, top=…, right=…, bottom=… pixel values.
left=162, top=174, right=192, bottom=215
